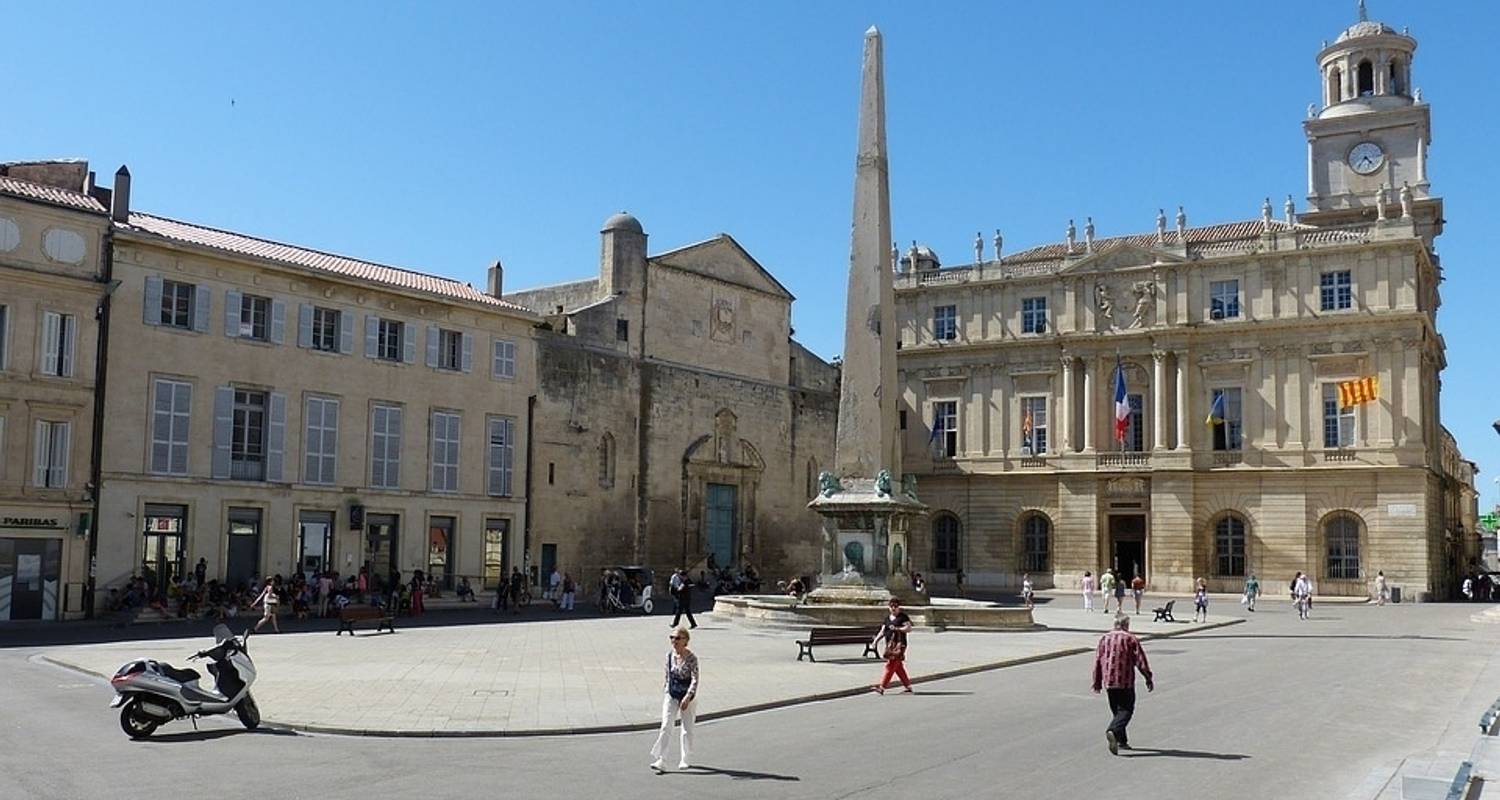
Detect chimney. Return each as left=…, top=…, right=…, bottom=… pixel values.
left=486, top=259, right=504, bottom=298
left=111, top=165, right=131, bottom=223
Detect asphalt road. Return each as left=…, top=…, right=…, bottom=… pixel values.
left=4, top=600, right=1497, bottom=799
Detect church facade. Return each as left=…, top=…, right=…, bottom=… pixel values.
left=894, top=10, right=1472, bottom=601
left=505, top=214, right=837, bottom=588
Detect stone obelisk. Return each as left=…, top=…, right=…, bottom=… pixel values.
left=808, top=27, right=925, bottom=605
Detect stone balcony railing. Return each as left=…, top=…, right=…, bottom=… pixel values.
left=1211, top=451, right=1244, bottom=467
left=1096, top=451, right=1151, bottom=470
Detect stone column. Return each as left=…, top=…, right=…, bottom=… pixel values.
left=1060, top=357, right=1074, bottom=453
left=1082, top=359, right=1096, bottom=452
left=1152, top=350, right=1167, bottom=450
left=1175, top=353, right=1188, bottom=450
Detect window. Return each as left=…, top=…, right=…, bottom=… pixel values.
left=616, top=318, right=629, bottom=342
left=1389, top=59, right=1404, bottom=95
left=899, top=410, right=907, bottom=430
left=487, top=416, right=515, bottom=496
left=1022, top=396, right=1048, bottom=454
left=161, top=280, right=195, bottom=329
left=303, top=396, right=339, bottom=485
left=1122, top=394, right=1145, bottom=452
left=1023, top=514, right=1050, bottom=572
left=492, top=339, right=516, bottom=379
left=0, top=304, right=8, bottom=370
left=239, top=294, right=270, bottom=341
left=377, top=319, right=404, bottom=362
left=32, top=420, right=69, bottom=488
left=1320, top=270, right=1352, bottom=311
left=1322, top=384, right=1355, bottom=448
left=438, top=329, right=463, bottom=371
left=931, top=400, right=958, bottom=459
left=430, top=410, right=461, bottom=492
left=150, top=379, right=192, bottom=475
left=932, top=514, right=960, bottom=572
left=40, top=311, right=75, bottom=377
left=1210, top=388, right=1243, bottom=451
left=1328, top=66, right=1343, bottom=103
left=598, top=432, right=615, bottom=489
left=370, top=404, right=402, bottom=488
left=1325, top=513, right=1361, bottom=579
left=311, top=307, right=339, bottom=352
left=230, top=390, right=267, bottom=480
left=1209, top=279, right=1240, bottom=320
left=934, top=305, right=957, bottom=341
left=1021, top=296, right=1047, bottom=334
left=1357, top=60, right=1374, bottom=96
left=482, top=519, right=509, bottom=589
left=428, top=516, right=455, bottom=589
left=1215, top=514, right=1247, bottom=577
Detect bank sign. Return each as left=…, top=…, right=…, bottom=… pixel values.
left=1, top=516, right=66, bottom=530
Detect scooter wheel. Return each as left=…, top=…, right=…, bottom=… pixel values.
left=235, top=695, right=261, bottom=730
left=119, top=699, right=159, bottom=739
left=641, top=599, right=654, bottom=615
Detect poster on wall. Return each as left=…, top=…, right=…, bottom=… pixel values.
left=17, top=553, right=40, bottom=590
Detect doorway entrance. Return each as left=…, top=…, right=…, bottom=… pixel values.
left=225, top=508, right=263, bottom=590
left=1109, top=514, right=1147, bottom=583
left=366, top=514, right=399, bottom=591
left=0, top=537, right=62, bottom=620
left=141, top=504, right=187, bottom=596
left=704, top=483, right=738, bottom=569
left=298, top=511, right=334, bottom=582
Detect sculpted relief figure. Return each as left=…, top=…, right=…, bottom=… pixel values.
left=1130, top=280, right=1157, bottom=328
left=1095, top=283, right=1114, bottom=323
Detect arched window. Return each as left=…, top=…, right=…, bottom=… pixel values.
left=1328, top=66, right=1343, bottom=103
left=597, top=433, right=615, bottom=489
left=1357, top=60, right=1374, bottom=96
left=1022, top=513, right=1050, bottom=572
left=1389, top=59, right=1404, bottom=95
left=1214, top=514, right=1247, bottom=577
left=1325, top=513, right=1362, bottom=579
left=932, top=514, right=961, bottom=572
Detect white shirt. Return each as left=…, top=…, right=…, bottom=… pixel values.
left=670, top=572, right=684, bottom=592
left=1294, top=576, right=1312, bottom=598
left=1022, top=578, right=1034, bottom=595
left=550, top=570, right=562, bottom=588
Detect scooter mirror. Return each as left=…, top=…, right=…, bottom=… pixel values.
left=212, top=623, right=232, bottom=644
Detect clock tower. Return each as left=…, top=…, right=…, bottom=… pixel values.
left=1302, top=2, right=1437, bottom=234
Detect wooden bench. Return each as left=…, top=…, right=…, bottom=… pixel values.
left=337, top=604, right=395, bottom=636
left=1151, top=599, right=1175, bottom=622
left=796, top=625, right=882, bottom=662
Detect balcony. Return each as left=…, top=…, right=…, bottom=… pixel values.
left=1324, top=449, right=1358, bottom=463
left=230, top=457, right=266, bottom=481
left=1018, top=456, right=1048, bottom=468
left=1096, top=451, right=1151, bottom=470
left=1210, top=451, right=1243, bottom=467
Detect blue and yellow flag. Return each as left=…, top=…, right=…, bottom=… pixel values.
left=1205, top=392, right=1226, bottom=426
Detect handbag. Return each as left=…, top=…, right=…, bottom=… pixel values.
left=666, top=653, right=691, bottom=700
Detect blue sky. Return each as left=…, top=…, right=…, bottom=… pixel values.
left=6, top=2, right=1498, bottom=500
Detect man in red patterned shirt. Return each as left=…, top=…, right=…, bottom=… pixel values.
left=1091, top=614, right=1154, bottom=755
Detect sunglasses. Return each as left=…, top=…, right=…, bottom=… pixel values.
left=668, top=635, right=685, bottom=641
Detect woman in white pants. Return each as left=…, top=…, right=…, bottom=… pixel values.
left=1081, top=571, right=1096, bottom=612
left=650, top=626, right=700, bottom=771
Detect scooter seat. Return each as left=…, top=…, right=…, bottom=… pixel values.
left=159, top=664, right=201, bottom=684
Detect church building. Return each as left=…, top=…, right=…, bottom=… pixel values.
left=894, top=8, right=1472, bottom=601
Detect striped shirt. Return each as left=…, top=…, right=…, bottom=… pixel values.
left=1092, top=630, right=1152, bottom=691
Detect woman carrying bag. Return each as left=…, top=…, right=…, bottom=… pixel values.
left=649, top=626, right=700, bottom=771
left=871, top=598, right=914, bottom=694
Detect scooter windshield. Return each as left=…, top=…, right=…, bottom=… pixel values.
left=212, top=623, right=232, bottom=644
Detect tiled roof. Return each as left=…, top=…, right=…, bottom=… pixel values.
left=120, top=212, right=535, bottom=316
left=0, top=175, right=106, bottom=213
left=1000, top=218, right=1367, bottom=266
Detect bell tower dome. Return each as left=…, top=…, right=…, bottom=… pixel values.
left=1303, top=1, right=1432, bottom=222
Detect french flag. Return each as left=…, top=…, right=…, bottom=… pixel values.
left=1113, top=359, right=1129, bottom=444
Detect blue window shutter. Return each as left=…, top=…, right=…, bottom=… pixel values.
left=461, top=333, right=473, bottom=373
left=212, top=386, right=234, bottom=479
left=267, top=391, right=286, bottom=482
left=338, top=310, right=353, bottom=354
left=270, top=299, right=286, bottom=345
left=364, top=315, right=379, bottom=358
left=298, top=304, right=314, bottom=348
left=224, top=289, right=242, bottom=337
left=143, top=276, right=163, bottom=325
left=192, top=285, right=211, bottom=333
left=402, top=324, right=416, bottom=363
left=425, top=324, right=439, bottom=368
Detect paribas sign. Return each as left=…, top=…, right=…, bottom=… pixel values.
left=1, top=517, right=64, bottom=529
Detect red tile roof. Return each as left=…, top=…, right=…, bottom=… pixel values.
left=1000, top=218, right=1367, bottom=267
left=120, top=212, right=535, bottom=316
left=0, top=175, right=106, bottom=213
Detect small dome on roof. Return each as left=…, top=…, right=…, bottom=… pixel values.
left=602, top=211, right=643, bottom=234
left=1337, top=19, right=1397, bottom=42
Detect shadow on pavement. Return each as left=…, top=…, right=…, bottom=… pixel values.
left=1122, top=747, right=1249, bottom=761
left=907, top=690, right=973, bottom=696
left=1177, top=633, right=1463, bottom=642
left=677, top=765, right=800, bottom=781
left=139, top=726, right=299, bottom=743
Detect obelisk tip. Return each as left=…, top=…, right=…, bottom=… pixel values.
left=865, top=25, right=880, bottom=38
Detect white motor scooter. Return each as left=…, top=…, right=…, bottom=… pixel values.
left=109, top=623, right=261, bottom=739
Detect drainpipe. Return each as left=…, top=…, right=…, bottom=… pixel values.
left=523, top=394, right=536, bottom=567
left=85, top=228, right=116, bottom=618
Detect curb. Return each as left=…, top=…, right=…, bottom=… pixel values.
left=40, top=616, right=1243, bottom=739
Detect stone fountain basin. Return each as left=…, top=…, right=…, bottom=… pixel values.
left=712, top=594, right=1036, bottom=631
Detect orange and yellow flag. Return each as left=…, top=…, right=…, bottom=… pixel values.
left=1337, top=376, right=1379, bottom=409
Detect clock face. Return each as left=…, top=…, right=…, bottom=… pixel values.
left=1348, top=141, right=1385, bottom=175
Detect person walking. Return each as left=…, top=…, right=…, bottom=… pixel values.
left=549, top=567, right=562, bottom=604
left=1081, top=571, right=1096, bottom=612
left=1112, top=570, right=1127, bottom=614
left=1293, top=571, right=1312, bottom=620
left=1130, top=574, right=1145, bottom=615
left=1375, top=571, right=1388, bottom=606
left=560, top=573, right=576, bottom=611
left=317, top=571, right=334, bottom=618
left=1192, top=578, right=1208, bottom=622
left=1099, top=570, right=1117, bottom=614
left=670, top=568, right=698, bottom=629
left=1021, top=573, right=1035, bottom=610
left=649, top=626, right=699, bottom=771
left=1462, top=574, right=1475, bottom=602
left=1243, top=574, right=1260, bottom=612
left=194, top=558, right=208, bottom=587
left=1092, top=614, right=1154, bottom=755
left=871, top=598, right=914, bottom=694
left=251, top=577, right=280, bottom=633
